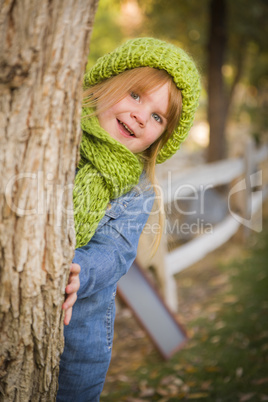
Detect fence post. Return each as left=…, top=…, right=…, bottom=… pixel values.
left=136, top=200, right=168, bottom=297
left=242, top=138, right=255, bottom=239
left=164, top=266, right=178, bottom=312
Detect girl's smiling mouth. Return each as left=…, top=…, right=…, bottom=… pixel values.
left=117, top=119, right=135, bottom=137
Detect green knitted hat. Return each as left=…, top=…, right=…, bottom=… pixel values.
left=84, top=37, right=201, bottom=164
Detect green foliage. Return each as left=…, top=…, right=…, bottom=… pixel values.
left=87, top=0, right=124, bottom=69
left=226, top=0, right=268, bottom=81
left=137, top=0, right=209, bottom=68
left=227, top=0, right=268, bottom=51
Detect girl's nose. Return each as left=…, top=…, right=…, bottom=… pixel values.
left=130, top=110, right=148, bottom=127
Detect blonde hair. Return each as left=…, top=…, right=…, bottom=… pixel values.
left=83, top=67, right=182, bottom=252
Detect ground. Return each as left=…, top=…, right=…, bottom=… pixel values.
left=101, top=216, right=268, bottom=401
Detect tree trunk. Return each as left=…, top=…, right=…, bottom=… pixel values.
left=0, top=0, right=98, bottom=400
left=207, top=0, right=228, bottom=162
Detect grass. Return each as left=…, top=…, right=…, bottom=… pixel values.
left=101, top=219, right=268, bottom=401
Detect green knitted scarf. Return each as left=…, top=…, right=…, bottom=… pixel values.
left=73, top=108, right=143, bottom=249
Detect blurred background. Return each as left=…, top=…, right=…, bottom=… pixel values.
left=86, top=1, right=268, bottom=400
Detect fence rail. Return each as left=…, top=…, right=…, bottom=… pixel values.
left=158, top=140, right=268, bottom=311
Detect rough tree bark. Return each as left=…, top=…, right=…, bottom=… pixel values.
left=207, top=0, right=228, bottom=162
left=0, top=0, right=98, bottom=400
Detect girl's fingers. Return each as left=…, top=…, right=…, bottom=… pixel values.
left=63, top=292, right=77, bottom=310
left=65, top=278, right=79, bottom=294
left=66, top=263, right=80, bottom=293
left=64, top=307, right=73, bottom=326
left=62, top=263, right=81, bottom=325
left=62, top=293, right=77, bottom=326
left=70, top=263, right=81, bottom=275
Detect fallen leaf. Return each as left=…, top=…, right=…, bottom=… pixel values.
left=236, top=367, right=243, bottom=378
left=174, top=393, right=188, bottom=399
left=214, top=321, right=226, bottom=330
left=259, top=330, right=268, bottom=339
left=173, top=364, right=184, bottom=371
left=252, top=377, right=268, bottom=385
left=139, top=387, right=155, bottom=398
left=187, top=393, right=209, bottom=399
left=174, top=378, right=184, bottom=386
left=206, top=304, right=221, bottom=313
left=209, top=274, right=229, bottom=286
left=205, top=366, right=221, bottom=372
left=239, top=393, right=255, bottom=402
left=211, top=335, right=221, bottom=343
left=181, top=384, right=190, bottom=393
left=156, top=387, right=169, bottom=396
left=185, top=365, right=198, bottom=373
left=201, top=380, right=212, bottom=390
left=139, top=379, right=148, bottom=389
left=140, top=368, right=148, bottom=375
left=160, top=375, right=176, bottom=386
left=133, top=330, right=146, bottom=339
left=167, top=384, right=180, bottom=395
left=223, top=294, right=238, bottom=303
left=118, top=374, right=130, bottom=382
left=224, top=376, right=231, bottom=383
left=187, top=381, right=197, bottom=387
left=149, top=370, right=160, bottom=379
left=185, top=339, right=198, bottom=348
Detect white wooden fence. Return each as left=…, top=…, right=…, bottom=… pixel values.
left=157, top=140, right=268, bottom=312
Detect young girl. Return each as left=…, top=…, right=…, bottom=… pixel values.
left=57, top=37, right=200, bottom=401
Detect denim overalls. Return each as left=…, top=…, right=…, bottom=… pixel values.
left=57, top=172, right=155, bottom=401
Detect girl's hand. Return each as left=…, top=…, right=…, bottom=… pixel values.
left=62, top=263, right=81, bottom=326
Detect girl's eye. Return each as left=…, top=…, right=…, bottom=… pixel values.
left=130, top=92, right=140, bottom=101
left=152, top=113, right=162, bottom=123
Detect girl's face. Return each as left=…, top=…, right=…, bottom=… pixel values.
left=97, top=83, right=169, bottom=154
